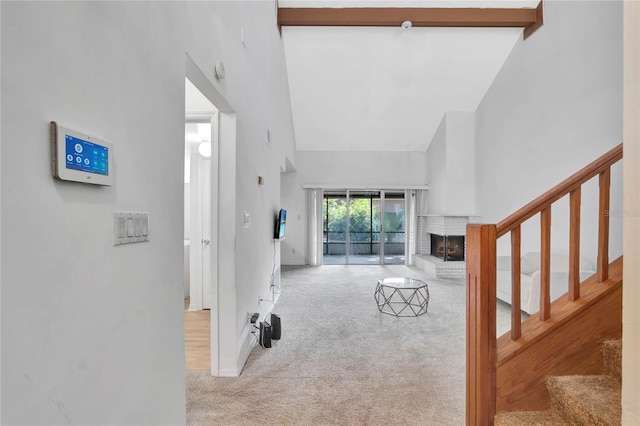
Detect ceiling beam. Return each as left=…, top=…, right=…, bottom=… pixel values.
left=523, top=1, right=544, bottom=39
left=278, top=1, right=543, bottom=38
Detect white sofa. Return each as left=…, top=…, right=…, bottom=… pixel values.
left=496, top=252, right=595, bottom=315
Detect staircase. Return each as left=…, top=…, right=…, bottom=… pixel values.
left=495, top=340, right=622, bottom=425
left=465, top=144, right=624, bottom=425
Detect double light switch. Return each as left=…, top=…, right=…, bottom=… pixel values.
left=114, top=212, right=149, bottom=245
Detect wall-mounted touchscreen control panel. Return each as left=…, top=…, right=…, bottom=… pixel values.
left=51, top=121, right=114, bottom=186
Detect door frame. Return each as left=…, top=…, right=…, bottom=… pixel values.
left=185, top=54, right=236, bottom=377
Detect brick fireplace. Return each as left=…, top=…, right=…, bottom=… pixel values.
left=414, top=215, right=479, bottom=278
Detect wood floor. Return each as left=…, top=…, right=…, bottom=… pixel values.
left=184, top=298, right=211, bottom=371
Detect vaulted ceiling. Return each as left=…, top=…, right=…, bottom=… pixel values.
left=279, top=0, right=540, bottom=152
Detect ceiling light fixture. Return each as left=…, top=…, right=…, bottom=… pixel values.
left=401, top=20, right=412, bottom=29
left=198, top=141, right=212, bottom=157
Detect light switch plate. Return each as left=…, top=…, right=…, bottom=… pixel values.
left=113, top=211, right=150, bottom=245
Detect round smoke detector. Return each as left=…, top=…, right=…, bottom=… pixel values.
left=214, top=61, right=225, bottom=80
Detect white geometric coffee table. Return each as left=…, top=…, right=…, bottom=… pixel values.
left=374, top=277, right=430, bottom=317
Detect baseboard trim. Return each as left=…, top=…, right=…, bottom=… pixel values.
left=237, top=334, right=257, bottom=376
left=218, top=368, right=239, bottom=377
left=237, top=304, right=276, bottom=375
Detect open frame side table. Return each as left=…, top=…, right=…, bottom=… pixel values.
left=374, top=278, right=429, bottom=317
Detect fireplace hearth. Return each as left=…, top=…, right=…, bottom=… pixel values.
left=430, top=234, right=465, bottom=262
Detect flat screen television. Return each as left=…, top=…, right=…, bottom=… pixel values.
left=274, top=209, right=287, bottom=240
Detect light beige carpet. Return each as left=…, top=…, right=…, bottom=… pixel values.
left=187, top=264, right=513, bottom=425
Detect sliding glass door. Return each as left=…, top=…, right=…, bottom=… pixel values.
left=323, top=191, right=405, bottom=265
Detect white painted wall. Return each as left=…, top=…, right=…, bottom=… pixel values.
left=426, top=117, right=447, bottom=214
left=622, top=2, right=640, bottom=423
left=446, top=112, right=476, bottom=215
left=280, top=151, right=427, bottom=265
left=426, top=112, right=476, bottom=215
left=474, top=0, right=623, bottom=262
left=1, top=1, right=295, bottom=424
left=0, top=2, right=3, bottom=420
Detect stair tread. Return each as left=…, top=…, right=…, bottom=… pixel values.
left=547, top=375, right=621, bottom=426
left=495, top=410, right=567, bottom=426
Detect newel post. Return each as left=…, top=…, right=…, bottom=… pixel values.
left=466, top=224, right=497, bottom=426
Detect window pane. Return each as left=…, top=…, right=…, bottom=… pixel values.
left=349, top=192, right=379, bottom=265
left=323, top=193, right=347, bottom=264
left=384, top=193, right=405, bottom=265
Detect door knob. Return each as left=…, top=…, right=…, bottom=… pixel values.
left=203, top=239, right=210, bottom=245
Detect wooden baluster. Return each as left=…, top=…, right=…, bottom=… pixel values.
left=466, top=224, right=497, bottom=426
left=569, top=187, right=581, bottom=300
left=597, top=168, right=611, bottom=282
left=511, top=226, right=522, bottom=340
left=540, top=208, right=551, bottom=321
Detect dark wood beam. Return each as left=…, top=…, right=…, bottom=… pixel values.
left=523, top=1, right=544, bottom=39
left=278, top=2, right=543, bottom=38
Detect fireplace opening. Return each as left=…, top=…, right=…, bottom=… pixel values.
left=430, top=234, right=465, bottom=261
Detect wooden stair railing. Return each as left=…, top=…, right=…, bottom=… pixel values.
left=466, top=143, right=623, bottom=426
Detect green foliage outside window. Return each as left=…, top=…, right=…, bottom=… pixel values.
left=384, top=209, right=405, bottom=243
left=324, top=198, right=378, bottom=242
left=324, top=197, right=405, bottom=243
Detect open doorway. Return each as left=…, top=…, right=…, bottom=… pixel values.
left=184, top=77, right=217, bottom=372
left=184, top=55, right=238, bottom=377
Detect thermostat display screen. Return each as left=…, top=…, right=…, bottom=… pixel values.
left=65, top=135, right=109, bottom=176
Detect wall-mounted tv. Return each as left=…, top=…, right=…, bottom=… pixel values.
left=274, top=209, right=287, bottom=240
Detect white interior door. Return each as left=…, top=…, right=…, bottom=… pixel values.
left=188, top=119, right=216, bottom=312
left=201, top=158, right=212, bottom=309
left=189, top=151, right=202, bottom=311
